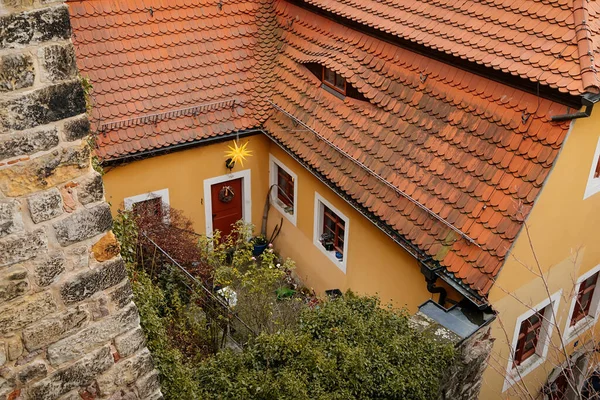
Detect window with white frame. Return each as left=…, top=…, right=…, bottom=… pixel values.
left=564, top=265, right=600, bottom=343
left=124, top=188, right=170, bottom=224
left=503, top=291, right=561, bottom=392
left=313, top=192, right=349, bottom=273
left=584, top=137, right=600, bottom=199
left=269, top=155, right=298, bottom=225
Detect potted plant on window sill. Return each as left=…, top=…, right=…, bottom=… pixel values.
left=320, top=232, right=334, bottom=251
left=252, top=235, right=269, bottom=256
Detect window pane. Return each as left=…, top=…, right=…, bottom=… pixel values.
left=335, top=72, right=345, bottom=91
left=323, top=68, right=335, bottom=85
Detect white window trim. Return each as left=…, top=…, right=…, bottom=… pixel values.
left=269, top=154, right=298, bottom=226
left=583, top=137, right=600, bottom=199
left=203, top=169, right=252, bottom=237
left=503, top=290, right=562, bottom=393
left=124, top=188, right=170, bottom=223
left=564, top=264, right=600, bottom=344
left=313, top=192, right=349, bottom=273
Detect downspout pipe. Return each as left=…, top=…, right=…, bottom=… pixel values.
left=420, top=262, right=447, bottom=307
left=551, top=92, right=600, bottom=122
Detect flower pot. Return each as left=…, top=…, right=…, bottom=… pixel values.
left=253, top=243, right=268, bottom=256
left=323, top=242, right=334, bottom=251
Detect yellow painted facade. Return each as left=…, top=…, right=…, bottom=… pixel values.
left=480, top=111, right=600, bottom=398
left=103, top=134, right=449, bottom=312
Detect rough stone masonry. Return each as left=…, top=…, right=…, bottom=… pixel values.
left=0, top=1, right=162, bottom=399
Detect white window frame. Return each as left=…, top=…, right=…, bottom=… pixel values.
left=203, top=169, right=252, bottom=237
left=313, top=192, right=349, bottom=273
left=503, top=290, right=562, bottom=392
left=269, top=154, right=298, bottom=226
left=583, top=137, right=600, bottom=199
left=564, top=264, right=600, bottom=344
left=124, top=188, right=170, bottom=224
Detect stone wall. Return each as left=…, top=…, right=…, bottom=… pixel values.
left=0, top=2, right=161, bottom=399
left=410, top=312, right=494, bottom=400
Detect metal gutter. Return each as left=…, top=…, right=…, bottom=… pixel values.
left=551, top=92, right=600, bottom=121
left=101, top=128, right=263, bottom=166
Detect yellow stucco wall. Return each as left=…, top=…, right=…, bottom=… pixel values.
left=480, top=111, right=600, bottom=398
left=102, top=133, right=450, bottom=312
left=266, top=144, right=447, bottom=312
left=103, top=135, right=271, bottom=234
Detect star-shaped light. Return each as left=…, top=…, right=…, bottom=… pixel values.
left=224, top=140, right=253, bottom=167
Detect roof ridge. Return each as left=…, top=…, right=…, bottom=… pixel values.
left=574, top=0, right=600, bottom=93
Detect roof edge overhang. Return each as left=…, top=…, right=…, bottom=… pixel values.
left=99, top=128, right=264, bottom=167
left=290, top=0, right=583, bottom=109
left=261, top=128, right=490, bottom=309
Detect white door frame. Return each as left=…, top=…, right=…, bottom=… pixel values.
left=203, top=169, right=252, bottom=237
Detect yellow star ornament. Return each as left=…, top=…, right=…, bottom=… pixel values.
left=224, top=140, right=253, bottom=167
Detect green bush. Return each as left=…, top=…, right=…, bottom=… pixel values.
left=195, top=293, right=455, bottom=400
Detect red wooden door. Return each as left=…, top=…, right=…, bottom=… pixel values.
left=211, top=178, right=243, bottom=238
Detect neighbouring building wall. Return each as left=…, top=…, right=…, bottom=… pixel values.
left=102, top=134, right=271, bottom=235
left=480, top=111, right=600, bottom=398
left=266, top=143, right=461, bottom=312
left=0, top=2, right=161, bottom=399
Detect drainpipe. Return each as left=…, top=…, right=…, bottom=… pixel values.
left=551, top=93, right=600, bottom=121
left=420, top=262, right=447, bottom=307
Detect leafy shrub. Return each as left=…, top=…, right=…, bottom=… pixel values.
left=196, top=293, right=455, bottom=400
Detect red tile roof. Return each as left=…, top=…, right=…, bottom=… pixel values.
left=300, top=0, right=600, bottom=96
left=69, top=0, right=575, bottom=298
left=265, top=1, right=571, bottom=296
left=68, top=0, right=262, bottom=160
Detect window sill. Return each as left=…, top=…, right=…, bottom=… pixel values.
left=504, top=354, right=545, bottom=392
left=584, top=178, right=600, bottom=199
left=272, top=199, right=296, bottom=226
left=564, top=315, right=596, bottom=344
left=314, top=241, right=346, bottom=273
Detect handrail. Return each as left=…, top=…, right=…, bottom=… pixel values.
left=140, top=231, right=257, bottom=337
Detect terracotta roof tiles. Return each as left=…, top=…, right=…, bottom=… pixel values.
left=301, top=0, right=600, bottom=96
left=265, top=1, right=571, bottom=296
left=68, top=0, right=262, bottom=160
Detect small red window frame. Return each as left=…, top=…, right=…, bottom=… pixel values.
left=571, top=272, right=599, bottom=326
left=513, top=310, right=544, bottom=367
left=132, top=197, right=163, bottom=221
left=594, top=157, right=600, bottom=179
left=321, top=66, right=346, bottom=96
left=322, top=205, right=345, bottom=254
left=276, top=166, right=294, bottom=208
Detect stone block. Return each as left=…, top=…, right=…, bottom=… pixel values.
left=77, top=172, right=103, bottom=205
left=22, top=305, right=89, bottom=351
left=0, top=5, right=71, bottom=49
left=16, top=361, right=47, bottom=384
left=0, top=144, right=90, bottom=197
left=27, top=345, right=113, bottom=400
left=0, top=342, right=6, bottom=366
left=0, top=291, right=56, bottom=335
left=0, top=266, right=29, bottom=303
left=107, top=388, right=138, bottom=400
left=0, top=375, right=15, bottom=398
left=0, top=200, right=23, bottom=238
left=0, top=81, right=85, bottom=132
left=53, top=203, right=112, bottom=246
left=0, top=128, right=59, bottom=161
left=92, top=232, right=120, bottom=262
left=135, top=371, right=161, bottom=400
left=60, top=259, right=126, bottom=304
left=97, top=349, right=153, bottom=396
left=109, top=280, right=133, bottom=310
left=47, top=303, right=139, bottom=366
left=63, top=115, right=90, bottom=142
left=6, top=337, right=22, bottom=361
left=114, top=328, right=145, bottom=359
left=27, top=188, right=62, bottom=224
left=39, top=44, right=77, bottom=82
left=0, top=229, right=46, bottom=267
left=33, top=251, right=65, bottom=287
left=0, top=54, right=34, bottom=93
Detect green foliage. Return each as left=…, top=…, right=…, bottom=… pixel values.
left=114, top=214, right=455, bottom=400
left=196, top=293, right=455, bottom=400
